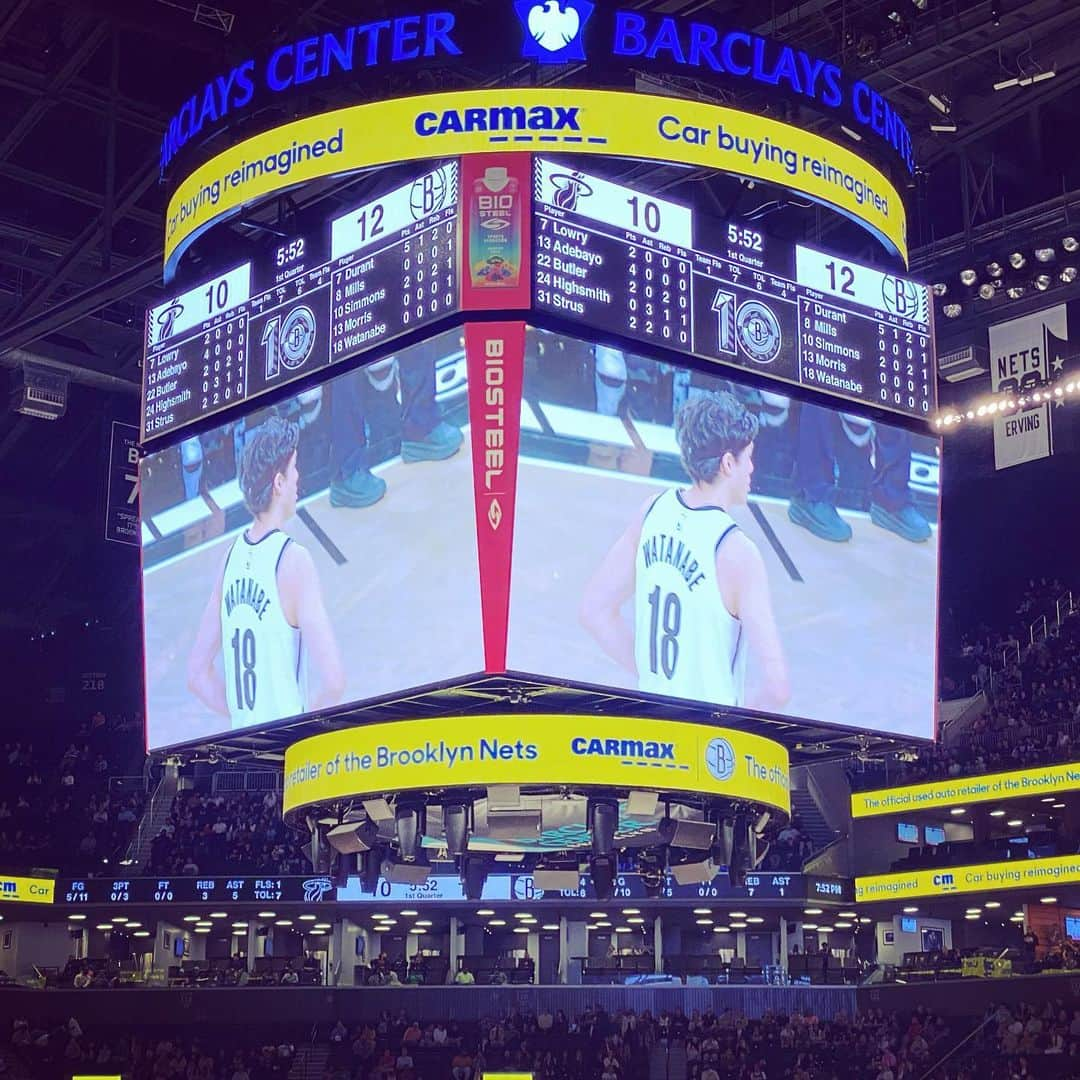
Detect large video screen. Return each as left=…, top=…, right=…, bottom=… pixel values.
left=507, top=329, right=939, bottom=739
left=141, top=327, right=483, bottom=750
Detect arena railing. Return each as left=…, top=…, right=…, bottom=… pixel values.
left=211, top=769, right=284, bottom=794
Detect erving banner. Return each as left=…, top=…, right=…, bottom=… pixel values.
left=988, top=304, right=1068, bottom=470
left=466, top=322, right=525, bottom=671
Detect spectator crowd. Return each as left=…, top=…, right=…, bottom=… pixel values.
left=853, top=578, right=1080, bottom=792
left=0, top=710, right=144, bottom=873
left=145, top=788, right=308, bottom=877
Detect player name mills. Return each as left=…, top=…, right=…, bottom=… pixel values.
left=800, top=303, right=865, bottom=395
left=144, top=350, right=192, bottom=413
left=546, top=223, right=612, bottom=313
left=331, top=258, right=388, bottom=351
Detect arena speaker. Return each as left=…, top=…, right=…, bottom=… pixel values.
left=334, top=851, right=358, bottom=889
left=728, top=815, right=753, bottom=888
left=658, top=818, right=716, bottom=851
left=386, top=859, right=432, bottom=886
left=442, top=803, right=471, bottom=857
left=394, top=803, right=425, bottom=862
left=357, top=848, right=385, bottom=894
left=306, top=818, right=333, bottom=874
left=588, top=798, right=619, bottom=856
left=670, top=859, right=714, bottom=886
left=486, top=810, right=541, bottom=840
left=327, top=820, right=379, bottom=854
left=534, top=859, right=581, bottom=891
left=589, top=854, right=616, bottom=900
left=461, top=854, right=489, bottom=901
left=637, top=849, right=665, bottom=898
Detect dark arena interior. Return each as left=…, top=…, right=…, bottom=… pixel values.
left=8, top=1, right=1080, bottom=1079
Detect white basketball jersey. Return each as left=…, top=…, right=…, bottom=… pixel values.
left=220, top=530, right=306, bottom=729
left=634, top=489, right=746, bottom=706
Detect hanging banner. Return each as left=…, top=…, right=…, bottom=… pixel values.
left=988, top=304, right=1068, bottom=470
left=461, top=154, right=531, bottom=310
left=466, top=321, right=525, bottom=671
left=163, top=88, right=908, bottom=279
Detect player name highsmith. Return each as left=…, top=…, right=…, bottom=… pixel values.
left=554, top=276, right=612, bottom=303
left=223, top=576, right=272, bottom=621
left=640, top=532, right=706, bottom=591
left=149, top=388, right=192, bottom=413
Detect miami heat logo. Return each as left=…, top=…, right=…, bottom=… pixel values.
left=155, top=298, right=184, bottom=344
left=302, top=877, right=334, bottom=903
left=548, top=172, right=593, bottom=212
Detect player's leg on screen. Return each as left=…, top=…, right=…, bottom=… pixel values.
left=329, top=368, right=386, bottom=508
left=787, top=405, right=852, bottom=542
left=399, top=337, right=463, bottom=463
left=869, top=427, right=930, bottom=542
left=180, top=437, right=203, bottom=499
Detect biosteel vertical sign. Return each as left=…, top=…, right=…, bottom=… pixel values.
left=466, top=322, right=525, bottom=670
left=461, top=154, right=531, bottom=310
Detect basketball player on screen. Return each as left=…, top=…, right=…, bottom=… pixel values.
left=187, top=416, right=346, bottom=729
left=580, top=392, right=790, bottom=711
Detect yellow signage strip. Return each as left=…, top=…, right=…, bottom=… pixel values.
left=283, top=714, right=790, bottom=817
left=851, top=762, right=1080, bottom=819
left=0, top=874, right=55, bottom=904
left=165, top=88, right=907, bottom=278
left=856, top=853, right=1080, bottom=902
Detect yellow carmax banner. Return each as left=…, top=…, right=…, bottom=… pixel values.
left=851, top=762, right=1080, bottom=819
left=856, top=854, right=1080, bottom=902
left=0, top=874, right=55, bottom=904
left=283, top=715, right=790, bottom=817
left=164, top=88, right=907, bottom=278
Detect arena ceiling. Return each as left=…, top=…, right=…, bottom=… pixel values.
left=5, top=0, right=1080, bottom=636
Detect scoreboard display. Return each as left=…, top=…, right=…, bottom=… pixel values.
left=142, top=163, right=459, bottom=442
left=57, top=872, right=852, bottom=906
left=531, top=158, right=935, bottom=421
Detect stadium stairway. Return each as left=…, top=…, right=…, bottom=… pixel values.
left=0, top=1046, right=31, bottom=1079
left=123, top=769, right=179, bottom=867
left=789, top=786, right=836, bottom=853
left=650, top=1040, right=687, bottom=1080
left=288, top=1043, right=329, bottom=1080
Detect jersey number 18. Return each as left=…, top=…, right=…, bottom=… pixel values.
left=230, top=628, right=257, bottom=710
left=647, top=586, right=681, bottom=679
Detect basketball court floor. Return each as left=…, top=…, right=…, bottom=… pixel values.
left=507, top=446, right=938, bottom=739
left=142, top=429, right=483, bottom=748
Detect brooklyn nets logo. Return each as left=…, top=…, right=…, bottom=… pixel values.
left=735, top=300, right=782, bottom=364
left=705, top=737, right=736, bottom=782
left=881, top=274, right=927, bottom=324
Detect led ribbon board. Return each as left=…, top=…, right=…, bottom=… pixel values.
left=855, top=854, right=1080, bottom=902
left=282, top=715, right=790, bottom=817
left=164, top=88, right=907, bottom=280
left=0, top=874, right=55, bottom=904
left=851, top=763, right=1080, bottom=818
